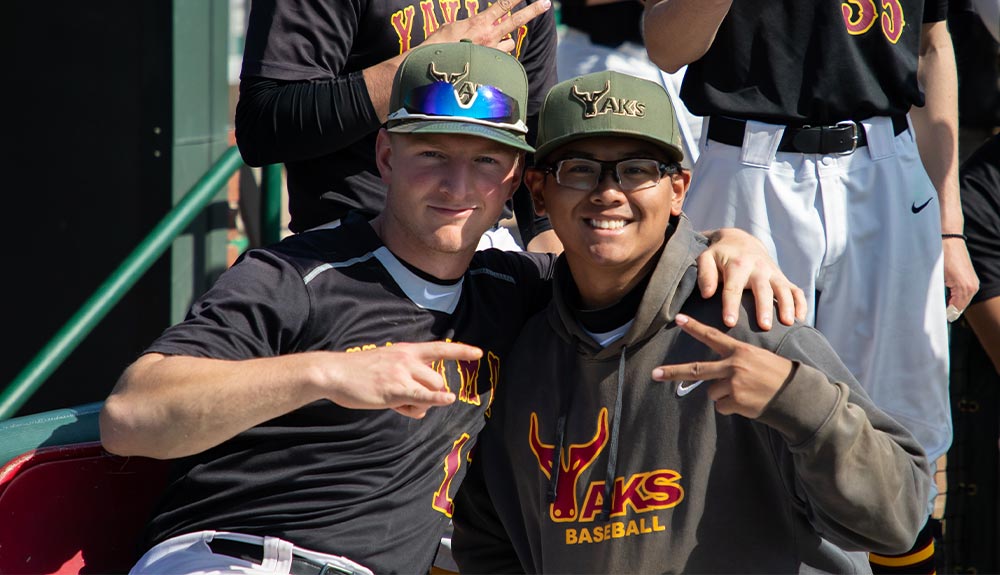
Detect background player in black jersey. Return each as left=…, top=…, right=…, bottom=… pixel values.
left=943, top=134, right=1000, bottom=572
left=643, top=1, right=980, bottom=570
left=101, top=41, right=805, bottom=574
left=235, top=0, right=563, bottom=253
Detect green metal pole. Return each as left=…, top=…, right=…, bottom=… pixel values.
left=0, top=146, right=245, bottom=420
left=261, top=163, right=283, bottom=245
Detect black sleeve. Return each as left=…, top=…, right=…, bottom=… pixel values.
left=961, top=135, right=1000, bottom=304
left=513, top=4, right=559, bottom=245
left=923, top=0, right=949, bottom=22
left=234, top=74, right=380, bottom=167
left=512, top=180, right=553, bottom=246
left=512, top=112, right=554, bottom=244
left=235, top=0, right=378, bottom=167
left=146, top=248, right=312, bottom=359
left=520, top=4, right=559, bottom=119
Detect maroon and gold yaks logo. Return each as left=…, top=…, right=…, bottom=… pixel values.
left=529, top=408, right=684, bottom=544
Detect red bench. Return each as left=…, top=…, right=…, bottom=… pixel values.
left=0, top=403, right=168, bottom=574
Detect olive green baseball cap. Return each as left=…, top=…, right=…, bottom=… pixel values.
left=534, top=70, right=684, bottom=164
left=386, top=40, right=534, bottom=153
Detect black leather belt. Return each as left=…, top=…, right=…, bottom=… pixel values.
left=707, top=115, right=908, bottom=155
left=207, top=538, right=358, bottom=575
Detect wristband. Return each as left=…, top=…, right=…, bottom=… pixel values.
left=941, top=233, right=967, bottom=241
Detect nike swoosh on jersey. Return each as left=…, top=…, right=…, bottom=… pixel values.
left=911, top=198, right=933, bottom=214
left=676, top=379, right=706, bottom=397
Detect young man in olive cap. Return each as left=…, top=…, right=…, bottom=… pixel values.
left=103, top=44, right=801, bottom=575
left=451, top=70, right=930, bottom=573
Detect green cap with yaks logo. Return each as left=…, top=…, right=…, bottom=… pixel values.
left=534, top=70, right=683, bottom=164
left=386, top=40, right=534, bottom=153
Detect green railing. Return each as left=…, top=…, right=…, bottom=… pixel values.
left=0, top=147, right=283, bottom=420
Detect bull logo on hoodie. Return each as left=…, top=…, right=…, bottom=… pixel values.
left=530, top=408, right=684, bottom=539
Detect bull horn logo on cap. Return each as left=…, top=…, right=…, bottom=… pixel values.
left=570, top=80, right=612, bottom=119
left=429, top=62, right=470, bottom=85
left=428, top=62, right=482, bottom=106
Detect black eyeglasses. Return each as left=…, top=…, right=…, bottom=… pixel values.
left=537, top=158, right=680, bottom=192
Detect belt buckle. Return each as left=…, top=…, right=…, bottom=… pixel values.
left=835, top=121, right=858, bottom=155
left=318, top=564, right=358, bottom=575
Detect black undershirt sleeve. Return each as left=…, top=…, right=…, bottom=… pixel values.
left=514, top=6, right=559, bottom=244
left=923, top=0, right=948, bottom=22
left=234, top=72, right=379, bottom=167
left=513, top=111, right=553, bottom=244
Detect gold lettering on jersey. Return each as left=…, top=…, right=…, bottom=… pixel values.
left=457, top=357, right=481, bottom=405
left=484, top=351, right=500, bottom=416
left=512, top=23, right=528, bottom=61
left=880, top=0, right=905, bottom=44
left=419, top=0, right=441, bottom=36
left=841, top=0, right=905, bottom=42
left=432, top=432, right=471, bottom=516
left=564, top=516, right=665, bottom=545
left=570, top=81, right=646, bottom=119
left=440, top=0, right=462, bottom=23
left=345, top=341, right=496, bottom=407
left=345, top=343, right=379, bottom=352
left=841, top=0, right=877, bottom=35
left=390, top=6, right=418, bottom=53
left=388, top=0, right=528, bottom=58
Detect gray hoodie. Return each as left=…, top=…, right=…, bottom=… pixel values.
left=452, top=215, right=930, bottom=574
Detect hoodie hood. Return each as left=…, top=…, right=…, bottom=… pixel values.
left=547, top=213, right=708, bottom=360
left=540, top=213, right=709, bottom=521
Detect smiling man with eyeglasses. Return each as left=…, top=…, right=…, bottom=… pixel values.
left=451, top=70, right=931, bottom=574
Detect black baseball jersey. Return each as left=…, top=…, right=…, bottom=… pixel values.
left=558, top=0, right=644, bottom=48
left=680, top=0, right=948, bottom=124
left=961, top=135, right=1000, bottom=305
left=141, top=212, right=556, bottom=573
left=236, top=0, right=558, bottom=238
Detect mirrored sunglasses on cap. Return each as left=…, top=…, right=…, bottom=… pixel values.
left=387, top=81, right=527, bottom=133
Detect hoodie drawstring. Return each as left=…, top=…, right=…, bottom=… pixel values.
left=546, top=414, right=566, bottom=503
left=598, top=345, right=627, bottom=522
left=546, top=345, right=627, bottom=522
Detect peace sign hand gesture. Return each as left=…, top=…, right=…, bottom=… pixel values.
left=651, top=314, right=794, bottom=419
left=423, top=0, right=552, bottom=54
